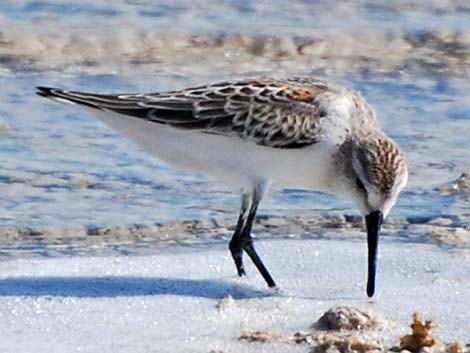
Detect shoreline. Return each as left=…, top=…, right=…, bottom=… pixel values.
left=1, top=212, right=468, bottom=258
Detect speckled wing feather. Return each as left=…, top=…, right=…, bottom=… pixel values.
left=37, top=78, right=331, bottom=149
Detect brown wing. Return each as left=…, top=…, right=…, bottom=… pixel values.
left=37, top=78, right=331, bottom=149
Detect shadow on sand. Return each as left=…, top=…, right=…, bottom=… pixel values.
left=0, top=276, right=270, bottom=299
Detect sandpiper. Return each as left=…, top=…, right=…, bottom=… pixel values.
left=37, top=77, right=408, bottom=297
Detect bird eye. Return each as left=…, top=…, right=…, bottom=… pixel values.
left=356, top=177, right=366, bottom=193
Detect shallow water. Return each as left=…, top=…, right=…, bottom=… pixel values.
left=0, top=1, right=469, bottom=230
left=1, top=0, right=468, bottom=34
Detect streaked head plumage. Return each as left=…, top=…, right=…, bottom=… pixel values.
left=351, top=133, right=408, bottom=217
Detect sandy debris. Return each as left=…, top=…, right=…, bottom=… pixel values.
left=237, top=307, right=469, bottom=353
left=238, top=306, right=386, bottom=351
left=313, top=306, right=381, bottom=332
left=216, top=295, right=237, bottom=311
left=445, top=342, right=466, bottom=353
left=393, top=312, right=469, bottom=353
left=435, top=173, right=470, bottom=197
left=312, top=333, right=381, bottom=353
left=398, top=312, right=436, bottom=352
left=425, top=227, right=470, bottom=248
left=239, top=329, right=319, bottom=345
left=239, top=330, right=291, bottom=343
left=310, top=306, right=384, bottom=353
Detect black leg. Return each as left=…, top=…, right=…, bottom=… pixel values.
left=229, top=193, right=249, bottom=277
left=240, top=188, right=276, bottom=288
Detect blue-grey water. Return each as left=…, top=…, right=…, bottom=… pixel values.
left=0, top=1, right=469, bottom=230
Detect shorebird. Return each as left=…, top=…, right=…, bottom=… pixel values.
left=37, top=77, right=407, bottom=297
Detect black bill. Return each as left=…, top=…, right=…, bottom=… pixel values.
left=365, top=210, right=384, bottom=297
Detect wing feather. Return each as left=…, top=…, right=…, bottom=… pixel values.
left=37, top=78, right=333, bottom=148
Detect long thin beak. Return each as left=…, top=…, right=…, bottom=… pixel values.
left=365, top=210, right=383, bottom=297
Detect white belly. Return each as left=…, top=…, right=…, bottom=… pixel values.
left=89, top=109, right=334, bottom=192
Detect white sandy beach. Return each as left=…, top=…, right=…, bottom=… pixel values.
left=1, top=237, right=469, bottom=353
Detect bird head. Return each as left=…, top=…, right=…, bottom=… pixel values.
left=351, top=135, right=408, bottom=219
left=341, top=134, right=408, bottom=296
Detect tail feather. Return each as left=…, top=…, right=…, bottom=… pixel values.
left=36, top=86, right=199, bottom=126
left=36, top=86, right=55, bottom=97
left=36, top=86, right=101, bottom=109
left=36, top=86, right=228, bottom=131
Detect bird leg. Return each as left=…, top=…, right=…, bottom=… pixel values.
left=229, top=193, right=249, bottom=277
left=229, top=185, right=276, bottom=288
